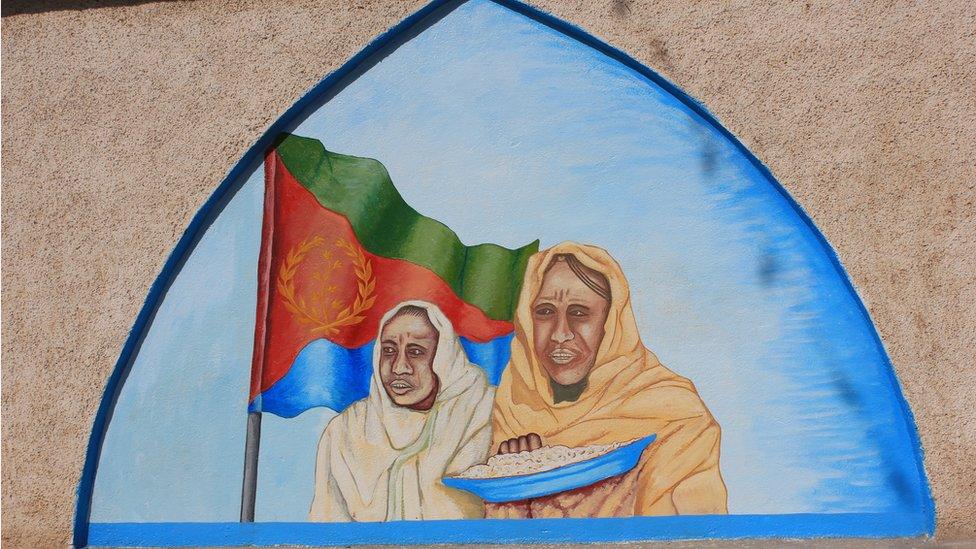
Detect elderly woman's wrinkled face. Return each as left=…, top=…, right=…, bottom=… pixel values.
left=379, top=312, right=439, bottom=408
left=532, top=260, right=610, bottom=386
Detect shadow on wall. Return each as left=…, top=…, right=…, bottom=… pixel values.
left=2, top=0, right=183, bottom=17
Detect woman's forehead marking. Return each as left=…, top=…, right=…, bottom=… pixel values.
left=381, top=323, right=438, bottom=342
left=535, top=286, right=606, bottom=304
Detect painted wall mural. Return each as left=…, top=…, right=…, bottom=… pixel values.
left=74, top=0, right=934, bottom=546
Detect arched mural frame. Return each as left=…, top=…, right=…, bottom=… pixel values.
left=73, top=0, right=935, bottom=546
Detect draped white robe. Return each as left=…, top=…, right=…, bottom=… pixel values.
left=310, top=301, right=494, bottom=521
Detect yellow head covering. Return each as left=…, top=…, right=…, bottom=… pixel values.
left=492, top=241, right=708, bottom=449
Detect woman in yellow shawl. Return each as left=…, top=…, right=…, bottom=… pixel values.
left=489, top=242, right=728, bottom=518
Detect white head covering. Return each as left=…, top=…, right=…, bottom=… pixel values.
left=310, top=301, right=494, bottom=521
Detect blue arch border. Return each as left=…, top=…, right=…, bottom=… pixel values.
left=73, top=0, right=935, bottom=546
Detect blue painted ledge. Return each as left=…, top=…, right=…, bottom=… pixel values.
left=88, top=513, right=931, bottom=547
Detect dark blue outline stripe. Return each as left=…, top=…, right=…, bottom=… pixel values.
left=73, top=0, right=935, bottom=546
left=88, top=513, right=931, bottom=546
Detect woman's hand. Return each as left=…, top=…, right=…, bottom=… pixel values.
left=496, top=433, right=543, bottom=455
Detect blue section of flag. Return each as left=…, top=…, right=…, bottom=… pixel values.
left=251, top=333, right=514, bottom=418
left=459, top=333, right=512, bottom=386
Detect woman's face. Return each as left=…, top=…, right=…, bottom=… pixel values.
left=379, top=313, right=439, bottom=407
left=531, top=260, right=610, bottom=386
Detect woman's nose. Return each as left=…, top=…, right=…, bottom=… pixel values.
left=392, top=354, right=412, bottom=374
left=551, top=314, right=574, bottom=343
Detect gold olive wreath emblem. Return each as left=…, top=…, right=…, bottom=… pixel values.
left=277, top=236, right=376, bottom=336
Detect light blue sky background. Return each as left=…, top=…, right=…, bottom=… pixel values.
left=91, top=0, right=924, bottom=523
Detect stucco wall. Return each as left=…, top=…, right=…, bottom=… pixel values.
left=2, top=0, right=973, bottom=546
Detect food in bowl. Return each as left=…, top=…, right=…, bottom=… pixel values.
left=455, top=439, right=634, bottom=479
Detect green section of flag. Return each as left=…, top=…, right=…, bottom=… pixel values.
left=274, top=133, right=539, bottom=321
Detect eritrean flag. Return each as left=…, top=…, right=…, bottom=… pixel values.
left=249, top=134, right=538, bottom=418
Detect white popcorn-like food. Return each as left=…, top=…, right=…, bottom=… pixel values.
left=455, top=440, right=633, bottom=479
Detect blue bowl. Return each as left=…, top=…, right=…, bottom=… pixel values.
left=442, top=434, right=657, bottom=503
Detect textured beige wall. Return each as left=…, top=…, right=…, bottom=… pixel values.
left=2, top=0, right=974, bottom=546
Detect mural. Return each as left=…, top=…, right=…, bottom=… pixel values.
left=74, top=0, right=934, bottom=546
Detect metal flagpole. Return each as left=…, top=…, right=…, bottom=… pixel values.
left=240, top=411, right=262, bottom=522
left=240, top=150, right=275, bottom=523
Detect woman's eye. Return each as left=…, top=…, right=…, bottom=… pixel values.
left=382, top=347, right=395, bottom=355
left=408, top=348, right=424, bottom=357
left=534, top=306, right=554, bottom=316
left=570, top=308, right=589, bottom=317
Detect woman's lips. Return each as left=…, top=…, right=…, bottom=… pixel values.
left=548, top=349, right=578, bottom=364
left=390, top=380, right=413, bottom=394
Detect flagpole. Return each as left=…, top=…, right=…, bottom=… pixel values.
left=240, top=411, right=262, bottom=522
left=240, top=152, right=276, bottom=523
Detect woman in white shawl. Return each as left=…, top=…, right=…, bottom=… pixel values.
left=309, top=300, right=494, bottom=521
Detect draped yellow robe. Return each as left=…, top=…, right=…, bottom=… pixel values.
left=489, top=242, right=727, bottom=518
